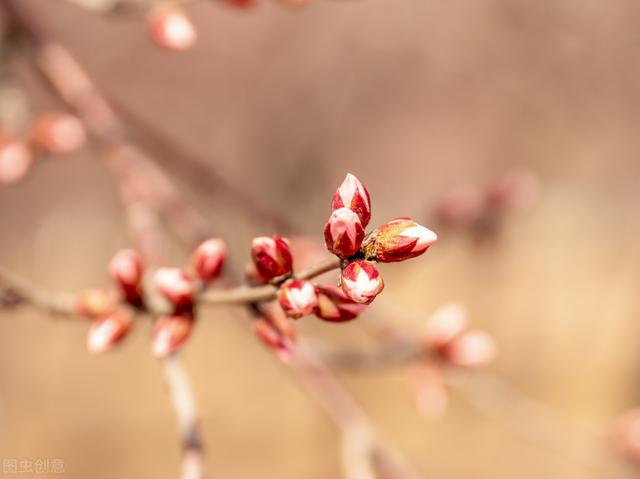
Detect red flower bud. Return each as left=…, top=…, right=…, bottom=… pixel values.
left=0, top=135, right=33, bottom=184
left=74, top=288, right=117, bottom=318
left=440, top=330, right=496, bottom=368
left=192, top=238, right=226, bottom=282
left=152, top=314, right=194, bottom=358
left=254, top=304, right=297, bottom=361
left=314, top=285, right=367, bottom=322
left=108, top=249, right=144, bottom=306
left=340, top=260, right=384, bottom=304
left=277, top=279, right=318, bottom=319
left=324, top=207, right=365, bottom=259
left=153, top=268, right=196, bottom=309
left=424, top=303, right=468, bottom=348
left=364, top=218, right=437, bottom=263
left=147, top=5, right=196, bottom=51
left=87, top=309, right=134, bottom=353
left=251, top=235, right=293, bottom=281
left=31, top=113, right=86, bottom=155
left=331, top=173, right=371, bottom=227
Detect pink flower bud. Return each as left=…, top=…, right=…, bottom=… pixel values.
left=251, top=235, right=293, bottom=281
left=108, top=249, right=144, bottom=306
left=340, top=260, right=384, bottom=304
left=424, top=303, right=468, bottom=348
left=314, top=285, right=367, bottom=322
left=87, top=309, right=134, bottom=353
left=441, top=330, right=496, bottom=368
left=277, top=279, right=318, bottom=319
left=254, top=304, right=296, bottom=361
left=192, top=238, right=226, bottom=282
left=152, top=314, right=194, bottom=358
left=331, top=173, right=371, bottom=227
left=0, top=135, right=33, bottom=184
left=364, top=218, right=437, bottom=263
left=31, top=113, right=86, bottom=155
left=74, top=288, right=117, bottom=318
left=324, top=207, right=365, bottom=259
left=153, top=268, right=196, bottom=309
left=147, top=6, right=196, bottom=51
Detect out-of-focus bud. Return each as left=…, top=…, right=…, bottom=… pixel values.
left=441, top=330, right=496, bottom=368
left=424, top=303, right=468, bottom=348
left=331, top=173, right=371, bottom=227
left=324, top=207, right=365, bottom=259
left=408, top=364, right=448, bottom=418
left=363, top=218, right=437, bottom=263
left=251, top=235, right=293, bottom=281
left=0, top=135, right=33, bottom=184
left=152, top=314, right=194, bottom=358
left=340, top=260, right=384, bottom=304
left=74, top=288, right=117, bottom=318
left=147, top=5, right=196, bottom=51
left=153, top=268, right=196, bottom=309
left=314, top=285, right=367, bottom=322
left=87, top=308, right=134, bottom=353
left=254, top=304, right=297, bottom=361
left=108, top=249, right=144, bottom=306
left=486, top=169, right=540, bottom=213
left=277, top=279, right=318, bottom=319
left=615, top=408, right=640, bottom=462
left=192, top=238, right=226, bottom=282
left=436, top=185, right=485, bottom=228
left=30, top=113, right=86, bottom=155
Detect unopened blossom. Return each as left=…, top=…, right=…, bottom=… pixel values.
left=254, top=304, right=297, bottom=361
left=192, top=238, right=226, bottom=282
left=363, top=218, right=437, bottom=263
left=0, top=135, right=33, bottom=184
left=74, top=288, right=117, bottom=318
left=424, top=303, right=468, bottom=348
left=251, top=235, right=293, bottom=281
left=153, top=268, right=196, bottom=309
left=324, top=207, right=365, bottom=259
left=152, top=314, right=194, bottom=358
left=314, top=285, right=367, bottom=322
left=87, top=309, right=134, bottom=353
left=340, top=260, right=384, bottom=305
left=277, top=279, right=318, bottom=319
left=108, top=249, right=144, bottom=306
left=331, top=173, right=371, bottom=227
left=441, top=330, right=496, bottom=368
left=31, top=113, right=86, bottom=155
left=147, top=5, right=196, bottom=51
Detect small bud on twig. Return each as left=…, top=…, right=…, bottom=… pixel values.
left=314, top=285, right=367, bottom=322
left=153, top=268, right=196, bottom=309
left=251, top=235, right=293, bottom=281
left=30, top=113, right=86, bottom=155
left=363, top=218, right=437, bottom=263
left=74, top=288, right=117, bottom=318
left=340, top=260, right=383, bottom=305
left=331, top=173, right=371, bottom=227
left=192, top=238, right=226, bottom=283
left=324, top=207, right=365, bottom=259
left=152, top=314, right=195, bottom=358
left=277, top=279, right=318, bottom=319
left=108, top=249, right=144, bottom=306
left=147, top=5, right=197, bottom=51
left=87, top=308, right=134, bottom=353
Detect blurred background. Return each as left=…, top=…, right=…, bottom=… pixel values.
left=0, top=0, right=639, bottom=477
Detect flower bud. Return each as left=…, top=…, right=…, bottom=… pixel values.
left=441, top=330, right=496, bottom=368
left=153, top=268, right=196, bottom=309
left=331, top=173, right=371, bottom=227
left=147, top=5, right=196, bottom=51
left=0, top=135, right=33, bottom=184
left=364, top=218, right=437, bottom=263
left=251, top=235, right=293, bottom=281
left=87, top=309, right=134, bottom=353
left=424, top=303, right=468, bottom=348
left=192, top=238, right=226, bottom=282
left=254, top=304, right=296, bottom=361
left=277, top=279, right=318, bottom=319
left=314, top=285, right=367, bottom=322
left=340, top=260, right=384, bottom=304
left=324, top=207, right=365, bottom=259
left=152, top=314, right=194, bottom=358
left=74, top=288, right=117, bottom=318
left=108, top=249, right=144, bottom=306
left=31, top=113, right=86, bottom=155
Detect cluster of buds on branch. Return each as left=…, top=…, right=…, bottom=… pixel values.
left=0, top=112, right=86, bottom=185
left=146, top=0, right=312, bottom=51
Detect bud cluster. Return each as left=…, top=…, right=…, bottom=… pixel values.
left=0, top=113, right=86, bottom=186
